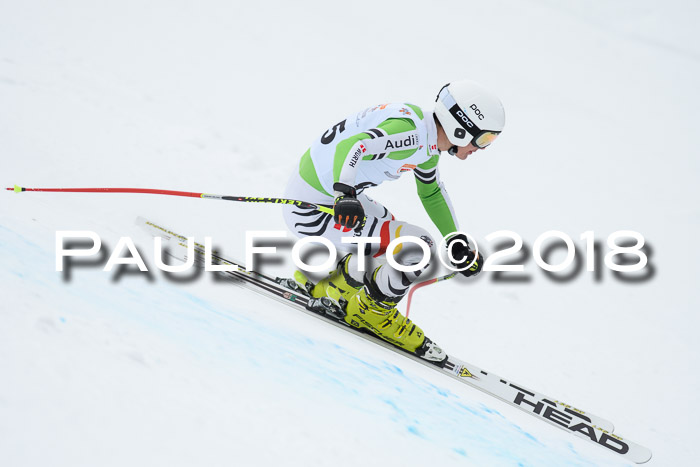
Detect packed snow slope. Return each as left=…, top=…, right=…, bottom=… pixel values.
left=2, top=0, right=698, bottom=466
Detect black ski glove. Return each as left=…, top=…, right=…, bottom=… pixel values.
left=447, top=234, right=484, bottom=277
left=332, top=183, right=365, bottom=231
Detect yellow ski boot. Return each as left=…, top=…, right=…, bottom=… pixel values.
left=286, top=253, right=362, bottom=321
left=293, top=253, right=364, bottom=302
left=340, top=267, right=448, bottom=365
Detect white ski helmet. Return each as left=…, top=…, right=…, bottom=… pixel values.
left=434, top=80, right=505, bottom=149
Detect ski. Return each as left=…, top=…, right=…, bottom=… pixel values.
left=137, top=217, right=652, bottom=464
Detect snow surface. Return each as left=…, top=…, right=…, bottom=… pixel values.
left=2, top=0, right=698, bottom=465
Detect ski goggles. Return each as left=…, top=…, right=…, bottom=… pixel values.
left=438, top=86, right=501, bottom=148
left=470, top=129, right=500, bottom=148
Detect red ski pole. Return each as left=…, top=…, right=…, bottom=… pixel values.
left=404, top=272, right=457, bottom=318
left=6, top=185, right=335, bottom=215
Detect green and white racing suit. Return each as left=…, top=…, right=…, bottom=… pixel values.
left=283, top=102, right=460, bottom=298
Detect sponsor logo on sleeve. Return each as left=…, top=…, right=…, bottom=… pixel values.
left=384, top=133, right=419, bottom=151
left=348, top=146, right=363, bottom=167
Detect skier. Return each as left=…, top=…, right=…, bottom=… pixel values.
left=283, top=80, right=505, bottom=364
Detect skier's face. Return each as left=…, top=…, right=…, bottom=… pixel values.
left=454, top=142, right=481, bottom=160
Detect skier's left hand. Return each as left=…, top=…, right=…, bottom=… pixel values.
left=447, top=234, right=484, bottom=277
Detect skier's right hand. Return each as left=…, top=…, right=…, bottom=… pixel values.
left=447, top=234, right=484, bottom=277
left=333, top=183, right=365, bottom=231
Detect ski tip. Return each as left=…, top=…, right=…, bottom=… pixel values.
left=7, top=185, right=24, bottom=192
left=632, top=447, right=653, bottom=464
